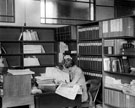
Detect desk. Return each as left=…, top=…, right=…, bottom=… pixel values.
left=34, top=93, right=81, bottom=108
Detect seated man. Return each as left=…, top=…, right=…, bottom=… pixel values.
left=62, top=55, right=88, bottom=102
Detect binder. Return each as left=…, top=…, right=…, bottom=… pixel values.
left=103, top=57, right=111, bottom=71
left=110, top=57, right=122, bottom=73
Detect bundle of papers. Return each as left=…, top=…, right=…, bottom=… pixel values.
left=23, top=45, right=45, bottom=54
left=24, top=57, right=40, bottom=66
left=55, top=83, right=80, bottom=100
left=45, top=67, right=69, bottom=83
left=7, top=69, right=35, bottom=75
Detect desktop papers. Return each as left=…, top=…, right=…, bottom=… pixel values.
left=55, top=83, right=80, bottom=100
left=45, top=67, right=70, bottom=83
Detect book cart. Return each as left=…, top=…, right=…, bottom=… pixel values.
left=100, top=16, right=135, bottom=108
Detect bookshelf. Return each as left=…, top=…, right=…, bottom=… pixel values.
left=77, top=22, right=102, bottom=78
left=0, top=26, right=57, bottom=76
left=56, top=26, right=77, bottom=64
left=77, top=22, right=102, bottom=105
left=0, top=25, right=59, bottom=103
left=100, top=16, right=135, bottom=108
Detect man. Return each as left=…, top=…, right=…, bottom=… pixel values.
left=63, top=55, right=88, bottom=102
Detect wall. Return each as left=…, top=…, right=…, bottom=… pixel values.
left=0, top=0, right=24, bottom=26
left=0, top=0, right=115, bottom=26
left=115, top=0, right=135, bottom=17
left=95, top=0, right=114, bottom=21
left=0, top=0, right=64, bottom=27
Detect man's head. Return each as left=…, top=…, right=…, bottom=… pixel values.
left=63, top=55, right=74, bottom=68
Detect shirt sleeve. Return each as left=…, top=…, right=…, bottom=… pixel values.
left=70, top=67, right=82, bottom=85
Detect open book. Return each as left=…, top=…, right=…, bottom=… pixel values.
left=55, top=83, right=80, bottom=100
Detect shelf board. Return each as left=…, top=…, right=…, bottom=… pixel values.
left=83, top=70, right=102, bottom=74
left=104, top=54, right=135, bottom=57
left=61, top=40, right=77, bottom=43
left=24, top=65, right=55, bottom=68
left=0, top=41, right=56, bottom=43
left=0, top=54, right=22, bottom=56
left=104, top=71, right=135, bottom=78
left=0, top=53, right=57, bottom=56
left=23, top=53, right=57, bottom=55
left=23, top=41, right=55, bottom=43
left=104, top=103, right=121, bottom=108
left=78, top=54, right=102, bottom=56
left=0, top=41, right=22, bottom=43
left=104, top=86, right=122, bottom=92
left=78, top=38, right=102, bottom=42
left=103, top=36, right=135, bottom=40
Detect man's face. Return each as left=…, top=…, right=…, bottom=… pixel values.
left=64, top=59, right=72, bottom=68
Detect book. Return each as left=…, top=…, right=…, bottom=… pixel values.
left=30, top=30, right=39, bottom=40
left=119, top=56, right=130, bottom=74
left=103, top=57, right=111, bottom=71
left=110, top=57, right=122, bottom=73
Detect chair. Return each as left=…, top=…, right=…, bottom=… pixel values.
left=80, top=79, right=101, bottom=108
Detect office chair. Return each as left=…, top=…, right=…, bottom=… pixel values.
left=80, top=79, right=101, bottom=108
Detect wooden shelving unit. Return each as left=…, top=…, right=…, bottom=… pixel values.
left=100, top=16, right=135, bottom=108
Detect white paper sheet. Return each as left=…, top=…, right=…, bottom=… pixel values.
left=55, top=83, right=80, bottom=100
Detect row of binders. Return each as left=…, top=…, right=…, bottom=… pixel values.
left=100, top=17, right=135, bottom=38
left=78, top=42, right=102, bottom=55
left=0, top=75, right=3, bottom=95
left=78, top=57, right=102, bottom=72
left=105, top=88, right=135, bottom=108
left=78, top=26, right=99, bottom=41
left=84, top=72, right=102, bottom=78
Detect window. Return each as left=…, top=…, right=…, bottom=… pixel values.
left=0, top=0, right=15, bottom=23
left=40, top=0, right=95, bottom=25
